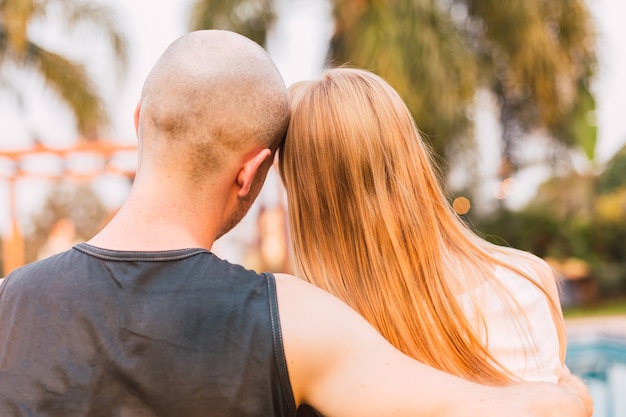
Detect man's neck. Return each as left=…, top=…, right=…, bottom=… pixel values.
left=88, top=183, right=223, bottom=252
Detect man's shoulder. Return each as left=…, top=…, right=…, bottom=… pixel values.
left=0, top=248, right=80, bottom=295
left=4, top=248, right=78, bottom=279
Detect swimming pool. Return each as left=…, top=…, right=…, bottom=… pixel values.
left=566, top=334, right=626, bottom=417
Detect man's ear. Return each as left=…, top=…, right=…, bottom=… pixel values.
left=236, top=149, right=272, bottom=197
left=134, top=101, right=141, bottom=135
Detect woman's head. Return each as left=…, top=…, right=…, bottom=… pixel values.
left=281, top=68, right=438, bottom=196
left=278, top=67, right=566, bottom=384
left=279, top=67, right=486, bottom=373
left=279, top=68, right=448, bottom=289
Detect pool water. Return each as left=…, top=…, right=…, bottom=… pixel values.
left=566, top=336, right=626, bottom=417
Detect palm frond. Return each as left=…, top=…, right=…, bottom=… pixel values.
left=0, top=0, right=37, bottom=55
left=24, top=40, right=107, bottom=138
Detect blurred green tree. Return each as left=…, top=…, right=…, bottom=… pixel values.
left=0, top=0, right=128, bottom=138
left=471, top=145, right=626, bottom=298
left=189, top=0, right=277, bottom=47
left=597, top=144, right=626, bottom=195
left=465, top=0, right=597, bottom=177
left=188, top=0, right=596, bottom=178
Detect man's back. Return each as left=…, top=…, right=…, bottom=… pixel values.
left=0, top=244, right=295, bottom=416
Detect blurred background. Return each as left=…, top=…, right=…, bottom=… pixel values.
left=0, top=0, right=625, bottom=415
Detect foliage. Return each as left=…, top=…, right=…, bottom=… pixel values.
left=472, top=206, right=626, bottom=299
left=189, top=0, right=277, bottom=48
left=470, top=146, right=626, bottom=300
left=187, top=0, right=597, bottom=178
left=597, top=144, right=626, bottom=195
left=463, top=0, right=597, bottom=171
left=470, top=206, right=570, bottom=259
left=0, top=0, right=128, bottom=137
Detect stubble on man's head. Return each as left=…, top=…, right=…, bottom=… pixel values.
left=137, top=30, right=290, bottom=185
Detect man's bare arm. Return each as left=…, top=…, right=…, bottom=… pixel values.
left=275, top=273, right=591, bottom=417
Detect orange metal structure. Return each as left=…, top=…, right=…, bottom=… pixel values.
left=0, top=140, right=137, bottom=277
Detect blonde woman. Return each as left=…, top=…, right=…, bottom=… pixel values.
left=278, top=68, right=566, bottom=391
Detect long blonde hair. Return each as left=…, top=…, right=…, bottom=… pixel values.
left=278, top=68, right=566, bottom=385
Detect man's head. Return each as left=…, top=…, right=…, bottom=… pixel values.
left=134, top=30, right=290, bottom=237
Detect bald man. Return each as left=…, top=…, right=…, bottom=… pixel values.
left=0, top=30, right=591, bottom=417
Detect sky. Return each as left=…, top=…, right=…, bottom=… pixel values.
left=90, top=0, right=333, bottom=145
left=0, top=0, right=625, bottom=262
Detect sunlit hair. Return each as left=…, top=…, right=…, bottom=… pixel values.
left=278, top=68, right=566, bottom=384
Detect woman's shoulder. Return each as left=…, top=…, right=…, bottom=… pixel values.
left=460, top=248, right=563, bottom=382
left=490, top=247, right=553, bottom=278
left=444, top=242, right=565, bottom=382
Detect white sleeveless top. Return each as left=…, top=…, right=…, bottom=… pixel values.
left=456, top=261, right=562, bottom=383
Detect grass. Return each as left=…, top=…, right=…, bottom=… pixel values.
left=563, top=298, right=626, bottom=319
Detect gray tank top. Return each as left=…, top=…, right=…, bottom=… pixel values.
left=0, top=243, right=296, bottom=416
